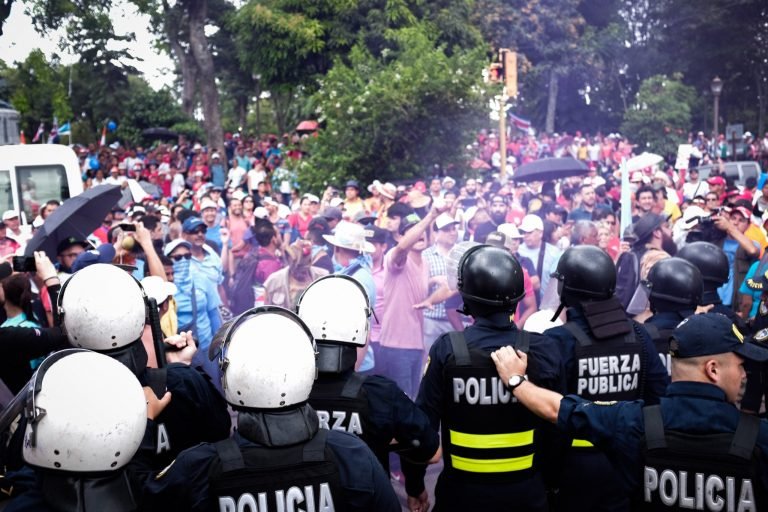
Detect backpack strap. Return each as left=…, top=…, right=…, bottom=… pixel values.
left=214, top=438, right=245, bottom=472
left=449, top=331, right=471, bottom=366
left=730, top=412, right=760, bottom=460
left=144, top=368, right=168, bottom=400
left=340, top=373, right=367, bottom=399
left=562, top=322, right=594, bottom=347
left=516, top=330, right=530, bottom=352
left=643, top=323, right=660, bottom=340
left=642, top=405, right=667, bottom=450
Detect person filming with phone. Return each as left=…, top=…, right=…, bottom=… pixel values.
left=711, top=206, right=759, bottom=312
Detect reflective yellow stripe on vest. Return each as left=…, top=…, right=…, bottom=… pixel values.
left=451, top=453, right=534, bottom=473
left=449, top=429, right=535, bottom=473
left=571, top=438, right=594, bottom=448
left=450, top=429, right=534, bottom=449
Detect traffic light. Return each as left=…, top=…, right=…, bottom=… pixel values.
left=502, top=50, right=517, bottom=98
left=488, top=63, right=503, bottom=83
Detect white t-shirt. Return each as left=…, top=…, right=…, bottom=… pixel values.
left=105, top=175, right=127, bottom=187
left=247, top=168, right=267, bottom=192
left=682, top=180, right=709, bottom=200
left=227, top=166, right=247, bottom=189
left=171, top=174, right=186, bottom=198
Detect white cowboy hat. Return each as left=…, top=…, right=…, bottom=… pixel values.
left=322, top=221, right=375, bottom=253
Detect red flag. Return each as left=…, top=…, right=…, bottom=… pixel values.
left=99, top=125, right=107, bottom=147
left=19, top=131, right=26, bottom=144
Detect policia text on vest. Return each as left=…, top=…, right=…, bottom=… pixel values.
left=218, top=483, right=336, bottom=512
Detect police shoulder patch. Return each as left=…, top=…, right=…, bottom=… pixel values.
left=593, top=401, right=618, bottom=406
left=155, top=459, right=176, bottom=480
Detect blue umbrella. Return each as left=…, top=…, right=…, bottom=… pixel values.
left=25, top=185, right=122, bottom=259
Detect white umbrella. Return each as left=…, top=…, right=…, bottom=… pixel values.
left=625, top=152, right=664, bottom=172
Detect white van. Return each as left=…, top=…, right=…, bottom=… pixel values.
left=0, top=144, right=83, bottom=224
left=695, top=161, right=762, bottom=188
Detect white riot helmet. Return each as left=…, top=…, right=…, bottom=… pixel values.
left=212, top=306, right=317, bottom=409
left=22, top=349, right=147, bottom=472
left=296, top=274, right=371, bottom=346
left=58, top=263, right=147, bottom=351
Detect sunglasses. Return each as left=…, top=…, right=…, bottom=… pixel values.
left=190, top=228, right=207, bottom=235
left=171, top=253, right=192, bottom=261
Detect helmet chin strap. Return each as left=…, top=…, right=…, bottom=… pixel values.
left=550, top=302, right=565, bottom=323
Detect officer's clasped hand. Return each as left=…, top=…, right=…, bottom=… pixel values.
left=164, top=331, right=197, bottom=365
left=491, top=346, right=528, bottom=386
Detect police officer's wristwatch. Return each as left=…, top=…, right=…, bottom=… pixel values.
left=507, top=374, right=528, bottom=390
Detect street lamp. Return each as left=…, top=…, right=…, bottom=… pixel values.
left=710, top=76, right=723, bottom=140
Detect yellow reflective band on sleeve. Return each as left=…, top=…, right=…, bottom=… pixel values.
left=451, top=453, right=534, bottom=473
left=449, top=429, right=534, bottom=449
left=571, top=439, right=594, bottom=448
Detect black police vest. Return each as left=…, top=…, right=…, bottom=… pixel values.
left=643, top=323, right=673, bottom=377
left=209, top=430, right=346, bottom=512
left=144, top=367, right=175, bottom=465
left=639, top=405, right=764, bottom=511
left=441, top=330, right=539, bottom=484
left=308, top=373, right=381, bottom=466
left=564, top=322, right=644, bottom=402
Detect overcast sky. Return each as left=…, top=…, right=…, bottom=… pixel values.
left=1, top=0, right=175, bottom=91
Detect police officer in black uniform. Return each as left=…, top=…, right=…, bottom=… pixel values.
left=493, top=312, right=768, bottom=511
left=297, top=275, right=440, bottom=476
left=2, top=349, right=168, bottom=512
left=56, top=263, right=231, bottom=470
left=739, top=264, right=768, bottom=415
left=411, top=244, right=565, bottom=512
left=143, top=306, right=400, bottom=511
left=643, top=257, right=703, bottom=376
left=678, top=241, right=749, bottom=333
left=543, top=245, right=669, bottom=512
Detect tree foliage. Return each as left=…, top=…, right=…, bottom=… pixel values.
left=1, top=50, right=71, bottom=133
left=115, top=76, right=193, bottom=146
left=300, top=26, right=488, bottom=190
left=230, top=0, right=482, bottom=90
left=621, top=74, right=696, bottom=157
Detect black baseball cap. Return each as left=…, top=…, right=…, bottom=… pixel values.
left=57, top=237, right=89, bottom=255
left=399, top=213, right=421, bottom=235
left=307, top=217, right=331, bottom=235
left=364, top=225, right=387, bottom=244
left=670, top=313, right=768, bottom=361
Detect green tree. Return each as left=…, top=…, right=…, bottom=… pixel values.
left=229, top=0, right=482, bottom=91
left=621, top=73, right=696, bottom=157
left=300, top=26, right=488, bottom=191
left=115, top=76, right=193, bottom=146
left=1, top=50, right=72, bottom=135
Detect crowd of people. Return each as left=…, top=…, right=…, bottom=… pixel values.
left=0, top=127, right=767, bottom=510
